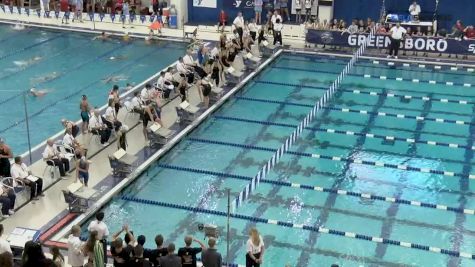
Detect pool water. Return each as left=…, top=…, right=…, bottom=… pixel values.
left=0, top=24, right=186, bottom=154
left=87, top=53, right=475, bottom=266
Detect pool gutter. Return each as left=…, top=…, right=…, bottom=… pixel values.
left=50, top=49, right=284, bottom=242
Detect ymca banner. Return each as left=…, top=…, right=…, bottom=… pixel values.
left=224, top=0, right=255, bottom=9
left=193, top=0, right=217, bottom=8
left=306, top=29, right=475, bottom=55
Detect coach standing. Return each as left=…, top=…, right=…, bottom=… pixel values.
left=387, top=22, right=407, bottom=59
left=233, top=12, right=245, bottom=44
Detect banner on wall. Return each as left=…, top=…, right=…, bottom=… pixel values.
left=193, top=0, right=217, bottom=8
left=224, top=0, right=254, bottom=9
left=306, top=29, right=475, bottom=55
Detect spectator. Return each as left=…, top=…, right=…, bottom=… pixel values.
left=201, top=237, right=222, bottom=267
left=304, top=0, right=312, bottom=22
left=357, top=19, right=366, bottom=33
left=111, top=224, right=135, bottom=267
left=131, top=245, right=152, bottom=267
left=388, top=22, right=407, bottom=59
left=408, top=1, right=421, bottom=21
left=414, top=26, right=423, bottom=36
left=42, top=139, right=70, bottom=177
left=279, top=0, right=290, bottom=22
left=149, top=234, right=168, bottom=267
left=10, top=156, right=44, bottom=200
left=254, top=0, right=263, bottom=24
left=0, top=224, right=12, bottom=254
left=376, top=24, right=387, bottom=34
left=0, top=252, right=13, bottom=267
left=89, top=109, right=112, bottom=146
left=82, top=230, right=105, bottom=267
left=465, top=25, right=475, bottom=39
left=294, top=0, right=302, bottom=23
left=22, top=241, right=46, bottom=267
left=87, top=211, right=109, bottom=264
left=218, top=9, right=228, bottom=33
left=177, top=235, right=206, bottom=267
left=448, top=20, right=465, bottom=40
left=246, top=228, right=265, bottom=267
left=68, top=225, right=85, bottom=267
left=0, top=183, right=15, bottom=218
left=159, top=243, right=182, bottom=267
left=341, top=20, right=358, bottom=35
left=0, top=138, right=13, bottom=177
left=50, top=246, right=65, bottom=267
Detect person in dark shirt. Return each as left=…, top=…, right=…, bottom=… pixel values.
left=149, top=234, right=169, bottom=267
left=131, top=245, right=153, bottom=267
left=159, top=243, right=182, bottom=267
left=111, top=225, right=135, bottom=267
left=177, top=235, right=206, bottom=267
left=201, top=237, right=221, bottom=267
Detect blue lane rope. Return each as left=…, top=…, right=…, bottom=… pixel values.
left=214, top=115, right=475, bottom=151
left=0, top=41, right=90, bottom=106
left=233, top=25, right=376, bottom=210
left=0, top=33, right=63, bottom=62
left=279, top=55, right=475, bottom=77
left=121, top=195, right=475, bottom=260
left=0, top=42, right=141, bottom=135
left=271, top=66, right=473, bottom=87
left=187, top=138, right=475, bottom=180
left=234, top=96, right=475, bottom=126
left=156, top=163, right=475, bottom=216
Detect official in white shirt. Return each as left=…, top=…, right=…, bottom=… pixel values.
left=408, top=1, right=421, bottom=20
left=177, top=57, right=194, bottom=84
left=248, top=19, right=258, bottom=41
left=233, top=12, right=245, bottom=43
left=88, top=211, right=109, bottom=264
left=103, top=99, right=122, bottom=132
left=0, top=224, right=12, bottom=253
left=157, top=72, right=174, bottom=99
left=388, top=22, right=407, bottom=59
left=63, top=128, right=86, bottom=157
left=68, top=225, right=85, bottom=267
left=184, top=50, right=207, bottom=78
left=273, top=19, right=283, bottom=45
left=10, top=156, right=44, bottom=200
left=89, top=110, right=111, bottom=146
left=42, top=139, right=70, bottom=177
left=271, top=10, right=282, bottom=30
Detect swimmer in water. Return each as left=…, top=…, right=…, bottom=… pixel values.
left=109, top=55, right=128, bottom=61
left=93, top=31, right=109, bottom=41
left=102, top=74, right=128, bottom=84
left=13, top=56, right=42, bottom=67
left=31, top=71, right=59, bottom=83
left=29, top=88, right=49, bottom=97
left=12, top=23, right=25, bottom=30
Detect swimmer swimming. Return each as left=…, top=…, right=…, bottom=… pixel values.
left=31, top=71, right=59, bottom=83
left=13, top=56, right=42, bottom=67
left=102, top=74, right=128, bottom=84
left=93, top=31, right=109, bottom=41
left=29, top=88, right=49, bottom=97
left=109, top=55, right=128, bottom=61
left=12, top=23, right=25, bottom=30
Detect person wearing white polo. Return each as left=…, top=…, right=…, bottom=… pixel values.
left=233, top=12, right=245, bottom=43
left=388, top=22, right=407, bottom=59
left=408, top=1, right=421, bottom=20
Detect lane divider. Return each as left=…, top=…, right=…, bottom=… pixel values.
left=188, top=138, right=475, bottom=180
left=157, top=163, right=475, bottom=215
left=280, top=56, right=475, bottom=77
left=0, top=33, right=63, bottom=61
left=214, top=115, right=475, bottom=151
left=255, top=80, right=475, bottom=105
left=121, top=195, right=475, bottom=260
left=235, top=96, right=475, bottom=127
left=272, top=66, right=473, bottom=87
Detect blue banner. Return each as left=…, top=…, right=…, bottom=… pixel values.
left=306, top=29, right=475, bottom=55
left=8, top=5, right=13, bottom=13
left=44, top=11, right=50, bottom=18
left=36, top=9, right=41, bottom=17
left=130, top=14, right=135, bottom=22
left=149, top=14, right=155, bottom=22
left=110, top=14, right=115, bottom=22
left=140, top=15, right=145, bottom=23
left=54, top=10, right=59, bottom=18
left=120, top=14, right=126, bottom=22
left=25, top=8, right=29, bottom=16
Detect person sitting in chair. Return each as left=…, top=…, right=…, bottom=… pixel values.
left=0, top=184, right=15, bottom=217
left=89, top=109, right=112, bottom=146
left=42, top=139, right=70, bottom=178
left=10, top=156, right=44, bottom=200
left=103, top=99, right=123, bottom=132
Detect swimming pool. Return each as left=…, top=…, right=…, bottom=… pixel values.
left=0, top=24, right=186, bottom=154
left=85, top=52, right=475, bottom=266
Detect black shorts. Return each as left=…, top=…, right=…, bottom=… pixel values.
left=296, top=8, right=301, bottom=12
left=219, top=21, right=227, bottom=26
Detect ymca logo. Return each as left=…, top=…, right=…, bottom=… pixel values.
left=235, top=0, right=242, bottom=7
left=233, top=0, right=254, bottom=8
left=194, top=0, right=204, bottom=5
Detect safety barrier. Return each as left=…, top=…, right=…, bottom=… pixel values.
left=157, top=163, right=475, bottom=216
left=234, top=95, right=475, bottom=127
left=121, top=195, right=475, bottom=260
left=188, top=138, right=475, bottom=180
left=0, top=42, right=137, bottom=135
left=232, top=22, right=378, bottom=210
left=254, top=80, right=475, bottom=106
left=214, top=115, right=475, bottom=151
left=271, top=66, right=473, bottom=87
